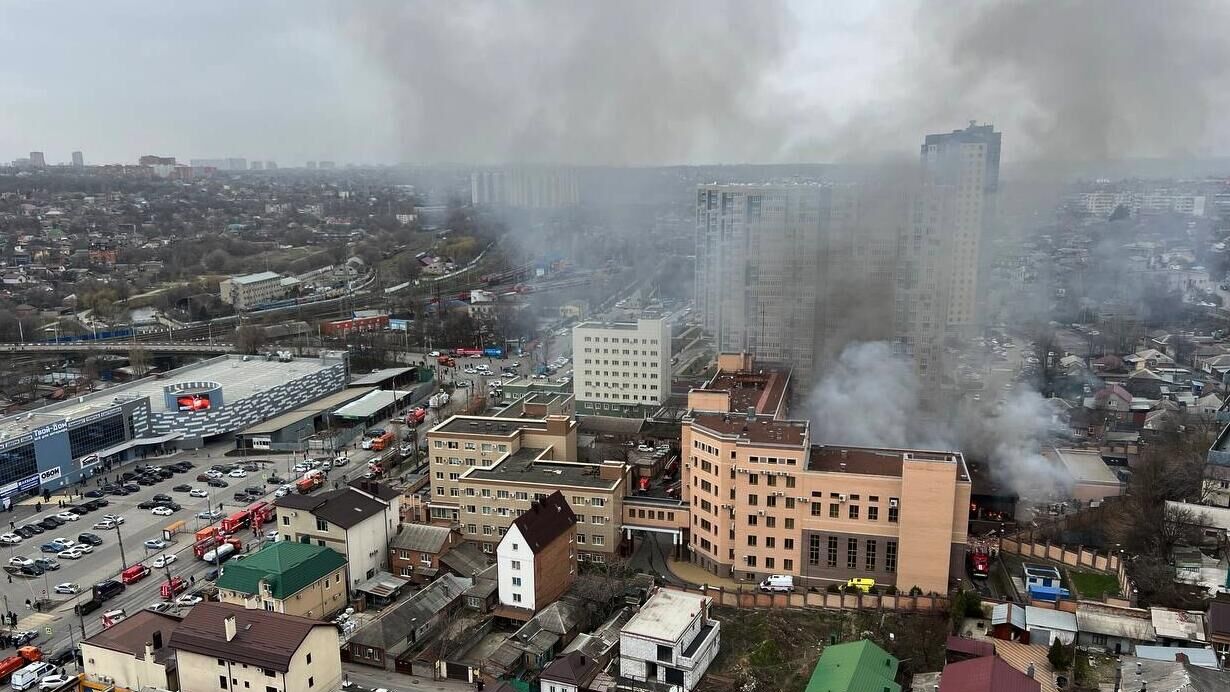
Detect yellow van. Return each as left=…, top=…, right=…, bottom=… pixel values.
left=846, top=578, right=876, bottom=593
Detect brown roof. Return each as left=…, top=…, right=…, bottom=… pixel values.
left=83, top=610, right=181, bottom=665
left=703, top=366, right=790, bottom=414
left=349, top=478, right=400, bottom=501
left=510, top=490, right=576, bottom=554
left=541, top=651, right=599, bottom=686
left=947, top=635, right=996, bottom=658
left=690, top=414, right=808, bottom=447
left=274, top=487, right=388, bottom=529
left=168, top=601, right=333, bottom=672
left=1209, top=599, right=1230, bottom=637
left=940, top=656, right=1041, bottom=692
left=807, top=446, right=909, bottom=476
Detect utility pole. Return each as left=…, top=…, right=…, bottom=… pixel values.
left=115, top=521, right=128, bottom=570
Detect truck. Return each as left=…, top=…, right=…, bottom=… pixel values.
left=369, top=431, right=395, bottom=451
left=405, top=407, right=427, bottom=425
left=296, top=473, right=324, bottom=494
left=967, top=549, right=990, bottom=579
left=0, top=648, right=41, bottom=684
left=193, top=534, right=241, bottom=560
left=201, top=543, right=237, bottom=564
left=436, top=355, right=455, bottom=367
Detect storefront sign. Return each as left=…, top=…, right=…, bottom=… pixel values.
left=252, top=436, right=272, bottom=450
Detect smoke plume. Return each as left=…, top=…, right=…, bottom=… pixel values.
left=808, top=342, right=1068, bottom=497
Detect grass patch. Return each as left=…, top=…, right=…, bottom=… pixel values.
left=1068, top=570, right=1120, bottom=598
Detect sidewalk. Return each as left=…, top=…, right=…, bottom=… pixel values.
left=666, top=558, right=751, bottom=591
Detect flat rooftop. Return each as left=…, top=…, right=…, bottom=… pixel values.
left=0, top=354, right=338, bottom=433
left=808, top=446, right=907, bottom=476
left=462, top=448, right=619, bottom=489
left=690, top=413, right=807, bottom=447
left=240, top=386, right=375, bottom=436
left=622, top=588, right=709, bottom=643
left=1050, top=447, right=1120, bottom=485
left=333, top=388, right=414, bottom=419
left=349, top=367, right=416, bottom=386
left=432, top=415, right=549, bottom=436
left=701, top=367, right=790, bottom=414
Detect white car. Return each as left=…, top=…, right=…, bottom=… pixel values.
left=152, top=554, right=176, bottom=568
left=50, top=538, right=75, bottom=549
left=75, top=543, right=94, bottom=554
left=38, top=673, right=75, bottom=690
left=57, top=548, right=85, bottom=560
left=264, top=531, right=279, bottom=542
left=463, top=367, right=477, bottom=374
left=55, top=511, right=80, bottom=522
left=53, top=583, right=78, bottom=595
left=0, top=533, right=22, bottom=544
left=7, top=556, right=33, bottom=567
left=151, top=506, right=174, bottom=516
left=292, top=463, right=310, bottom=473
left=205, top=470, right=224, bottom=479
left=102, top=514, right=126, bottom=525
left=189, top=488, right=208, bottom=498
left=488, top=380, right=502, bottom=388
left=92, top=520, right=118, bottom=530
left=196, top=510, right=222, bottom=521
left=143, top=538, right=167, bottom=550
left=227, top=469, right=248, bottom=478
left=428, top=350, right=440, bottom=357
left=274, top=486, right=290, bottom=498
left=175, top=594, right=203, bottom=607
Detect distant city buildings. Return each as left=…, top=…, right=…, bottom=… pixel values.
left=28, top=151, right=45, bottom=168
left=571, top=316, right=671, bottom=417
left=471, top=166, right=580, bottom=209
left=219, top=270, right=287, bottom=310
left=71, top=150, right=83, bottom=168
left=1072, top=189, right=1207, bottom=217
left=139, top=155, right=176, bottom=166
left=189, top=157, right=247, bottom=171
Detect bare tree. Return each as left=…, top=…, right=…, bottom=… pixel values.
left=128, top=345, right=151, bottom=378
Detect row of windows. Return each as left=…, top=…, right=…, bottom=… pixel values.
left=580, top=336, right=659, bottom=345
left=806, top=536, right=897, bottom=572
left=433, top=439, right=509, bottom=452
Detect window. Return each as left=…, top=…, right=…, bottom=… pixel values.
left=747, top=494, right=758, bottom=506
left=267, top=688, right=278, bottom=692
left=765, top=557, right=775, bottom=569
left=868, top=506, right=878, bottom=521
left=315, top=518, right=328, bottom=531
left=829, top=504, right=839, bottom=518
left=886, top=541, right=897, bottom=573
left=512, top=593, right=522, bottom=603
left=848, top=505, right=859, bottom=520
left=785, top=518, right=794, bottom=529
left=784, top=559, right=793, bottom=571
left=220, top=676, right=228, bottom=689
left=811, top=502, right=822, bottom=516
left=512, top=577, right=522, bottom=586
left=865, top=540, right=877, bottom=571
left=593, top=535, right=604, bottom=546
left=747, top=535, right=757, bottom=547
left=1091, top=633, right=1108, bottom=645
left=765, top=537, right=775, bottom=548
left=888, top=500, right=899, bottom=523
left=263, top=669, right=274, bottom=678
left=511, top=560, right=521, bottom=569
left=577, top=534, right=587, bottom=544
left=827, top=536, right=838, bottom=567
left=281, top=516, right=289, bottom=526
left=784, top=538, right=794, bottom=550
left=308, top=677, right=314, bottom=688
left=847, top=538, right=858, bottom=569
left=657, top=644, right=673, bottom=662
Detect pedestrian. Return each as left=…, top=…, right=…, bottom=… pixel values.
left=5, top=575, right=10, bottom=584
left=7, top=522, right=12, bottom=530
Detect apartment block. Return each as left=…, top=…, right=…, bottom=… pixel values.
left=572, top=316, right=671, bottom=417
left=682, top=355, right=970, bottom=594
left=426, top=412, right=629, bottom=562
left=219, top=270, right=286, bottom=310
left=274, top=482, right=401, bottom=591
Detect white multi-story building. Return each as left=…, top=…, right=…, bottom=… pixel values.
left=219, top=270, right=286, bottom=310
left=471, top=166, right=579, bottom=209
left=572, top=317, right=671, bottom=417
left=619, top=588, right=720, bottom=692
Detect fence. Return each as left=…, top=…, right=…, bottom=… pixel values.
left=670, top=583, right=950, bottom=613
left=998, top=537, right=1122, bottom=573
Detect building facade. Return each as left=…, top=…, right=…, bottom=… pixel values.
left=619, top=588, right=720, bottom=692
left=219, top=270, right=286, bottom=310
left=215, top=541, right=348, bottom=618
left=81, top=611, right=180, bottom=691
left=496, top=491, right=577, bottom=618
left=470, top=166, right=579, bottom=209
left=572, top=316, right=671, bottom=417
left=275, top=483, right=401, bottom=590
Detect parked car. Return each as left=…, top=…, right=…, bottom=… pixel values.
left=77, top=533, right=103, bottom=546
left=172, top=484, right=192, bottom=493
left=151, top=506, right=174, bottom=516
left=143, top=538, right=167, bottom=550
left=189, top=489, right=208, bottom=498
left=1, top=533, right=23, bottom=544
left=32, top=558, right=59, bottom=572
left=54, top=512, right=79, bottom=522
left=207, top=478, right=229, bottom=488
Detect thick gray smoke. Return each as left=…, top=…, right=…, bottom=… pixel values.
left=339, top=0, right=1230, bottom=165
left=808, top=342, right=1069, bottom=497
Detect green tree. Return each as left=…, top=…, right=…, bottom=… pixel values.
left=1047, top=637, right=1072, bottom=670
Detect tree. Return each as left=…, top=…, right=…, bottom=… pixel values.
left=203, top=248, right=232, bottom=273
left=235, top=325, right=268, bottom=354
left=128, top=346, right=150, bottom=378
left=1047, top=637, right=1072, bottom=670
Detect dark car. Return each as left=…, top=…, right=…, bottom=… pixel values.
left=155, top=469, right=173, bottom=479
left=206, top=478, right=228, bottom=488
left=46, top=648, right=76, bottom=667
left=32, top=558, right=59, bottom=571
left=196, top=473, right=212, bottom=482
left=74, top=599, right=101, bottom=616
left=233, top=491, right=250, bottom=501
left=136, top=476, right=157, bottom=486
left=120, top=472, right=137, bottom=481
left=173, top=461, right=194, bottom=470
left=242, top=462, right=259, bottom=472
left=122, top=483, right=141, bottom=493
left=152, top=494, right=173, bottom=503
left=85, top=498, right=109, bottom=509
left=267, top=475, right=285, bottom=485
left=22, top=523, right=44, bottom=534
left=172, top=484, right=192, bottom=493
left=204, top=567, right=220, bottom=581
left=84, top=490, right=104, bottom=499
left=137, top=500, right=159, bottom=510
left=93, top=579, right=125, bottom=600
left=161, top=466, right=182, bottom=474
left=109, top=487, right=131, bottom=497
left=160, top=502, right=182, bottom=512
left=77, top=533, right=103, bottom=546
left=244, top=486, right=263, bottom=496
left=13, top=526, right=34, bottom=539
left=19, top=564, right=43, bottom=577
left=67, top=505, right=91, bottom=515
left=40, top=517, right=63, bottom=529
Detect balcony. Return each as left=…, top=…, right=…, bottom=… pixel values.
left=679, top=620, right=720, bottom=669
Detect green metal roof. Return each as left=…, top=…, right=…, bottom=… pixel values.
left=804, top=640, right=901, bottom=692
left=215, top=541, right=346, bottom=600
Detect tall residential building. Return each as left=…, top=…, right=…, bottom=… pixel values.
left=679, top=354, right=970, bottom=594
left=920, top=121, right=1001, bottom=327
left=572, top=316, right=671, bottom=417
left=139, top=155, right=176, bottom=166
left=71, top=151, right=84, bottom=168
left=28, top=151, right=46, bottom=168
left=471, top=166, right=580, bottom=209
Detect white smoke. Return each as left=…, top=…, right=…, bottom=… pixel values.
left=807, top=341, right=1068, bottom=497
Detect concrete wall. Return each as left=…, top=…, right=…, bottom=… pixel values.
left=219, top=564, right=347, bottom=618
left=81, top=643, right=174, bottom=691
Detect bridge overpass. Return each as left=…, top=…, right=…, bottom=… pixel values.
left=0, top=342, right=238, bottom=355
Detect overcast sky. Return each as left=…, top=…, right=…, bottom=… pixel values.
left=3, top=0, right=1228, bottom=167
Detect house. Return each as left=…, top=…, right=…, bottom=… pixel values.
left=1074, top=602, right=1156, bottom=654
left=991, top=603, right=1028, bottom=642
left=463, top=564, right=500, bottom=613
left=1208, top=598, right=1230, bottom=665
left=275, top=482, right=400, bottom=590
left=439, top=541, right=492, bottom=580
left=540, top=651, right=601, bottom=692
left=1023, top=606, right=1077, bottom=646
left=346, top=573, right=471, bottom=670
left=484, top=599, right=586, bottom=678
left=563, top=606, right=635, bottom=667
left=939, top=655, right=1040, bottom=692
left=1125, top=349, right=1175, bottom=371
left=803, top=639, right=900, bottom=692
left=389, top=523, right=463, bottom=584
left=619, top=588, right=721, bottom=692
left=1133, top=645, right=1220, bottom=669
left=1150, top=607, right=1208, bottom=647
left=169, top=602, right=342, bottom=692
left=215, top=541, right=348, bottom=618
left=945, top=635, right=995, bottom=663
left=1109, top=656, right=1230, bottom=692
left=496, top=490, right=578, bottom=620
left=81, top=610, right=181, bottom=691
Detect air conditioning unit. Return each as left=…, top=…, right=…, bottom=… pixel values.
left=889, top=499, right=899, bottom=508
left=757, top=510, right=765, bottom=516
left=774, top=491, right=785, bottom=497
left=839, top=494, right=847, bottom=502
left=796, top=497, right=806, bottom=502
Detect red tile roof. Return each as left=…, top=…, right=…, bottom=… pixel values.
left=940, top=656, right=1041, bottom=692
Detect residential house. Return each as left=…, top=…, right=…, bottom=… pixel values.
left=1074, top=602, right=1156, bottom=654
left=1023, top=607, right=1077, bottom=646
left=939, top=655, right=1040, bottom=692
left=439, top=542, right=491, bottom=581
left=945, top=635, right=995, bottom=664
left=81, top=610, right=180, bottom=691
left=1208, top=598, right=1230, bottom=665
left=803, top=639, right=900, bottom=692
left=346, top=573, right=471, bottom=670
left=563, top=606, right=635, bottom=668
left=496, top=490, right=578, bottom=620
left=215, top=541, right=348, bottom=618
left=1108, top=655, right=1230, bottom=692
left=275, top=482, right=400, bottom=590
left=619, top=588, right=720, bottom=692
left=1150, top=607, right=1208, bottom=647
left=484, top=599, right=585, bottom=678
left=169, top=602, right=342, bottom=692
left=389, top=523, right=463, bottom=584
left=540, top=651, right=601, bottom=692
left=463, top=564, right=500, bottom=613
left=1133, top=646, right=1220, bottom=669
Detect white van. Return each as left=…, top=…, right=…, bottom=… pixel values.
left=758, top=574, right=794, bottom=593
left=10, top=661, right=55, bottom=690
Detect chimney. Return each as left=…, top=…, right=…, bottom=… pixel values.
left=152, top=631, right=163, bottom=649
left=1027, top=663, right=1035, bottom=677
left=1174, top=653, right=1188, bottom=664
left=224, top=615, right=238, bottom=642
left=145, top=643, right=155, bottom=662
